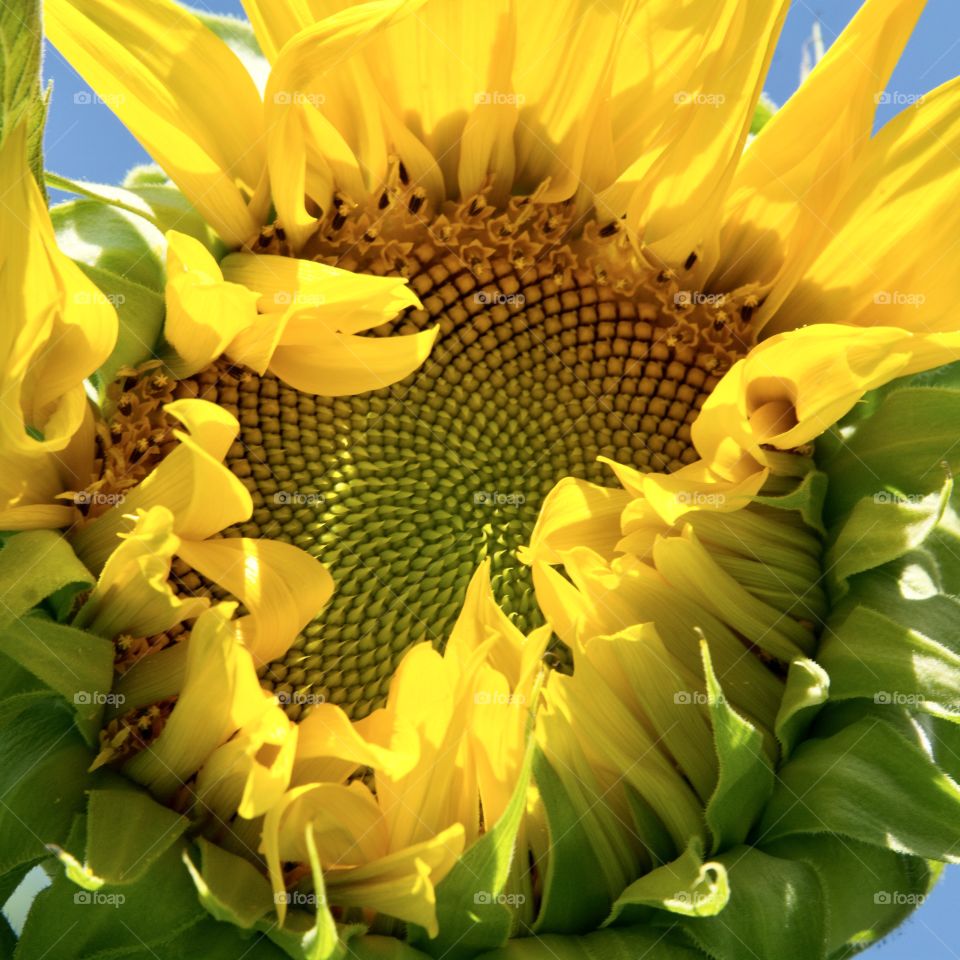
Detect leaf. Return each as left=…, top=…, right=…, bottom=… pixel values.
left=700, top=642, right=775, bottom=853
left=673, top=846, right=826, bottom=960
left=825, top=481, right=952, bottom=597
left=15, top=842, right=204, bottom=960
left=472, top=927, right=705, bottom=960
left=0, top=617, right=115, bottom=745
left=0, top=701, right=90, bottom=879
left=0, top=0, right=44, bottom=179
left=0, top=531, right=93, bottom=629
left=51, top=788, right=188, bottom=889
left=46, top=171, right=217, bottom=248
left=820, top=388, right=960, bottom=519
left=762, top=834, right=932, bottom=957
left=819, top=604, right=960, bottom=720
left=757, top=716, right=960, bottom=861
left=409, top=741, right=536, bottom=958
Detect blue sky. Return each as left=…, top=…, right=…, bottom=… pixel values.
left=39, top=2, right=960, bottom=958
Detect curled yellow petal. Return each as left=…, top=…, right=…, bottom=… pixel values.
left=73, top=506, right=208, bottom=640
left=125, top=604, right=272, bottom=800
left=175, top=535, right=334, bottom=666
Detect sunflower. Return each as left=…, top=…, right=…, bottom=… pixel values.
left=3, top=0, right=960, bottom=957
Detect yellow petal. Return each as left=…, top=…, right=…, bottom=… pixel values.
left=772, top=75, right=960, bottom=335
left=294, top=703, right=419, bottom=785
left=0, top=123, right=116, bottom=458
left=268, top=325, right=438, bottom=396
left=323, top=824, right=465, bottom=938
left=163, top=232, right=262, bottom=377
left=623, top=0, right=788, bottom=270
left=71, top=399, right=252, bottom=570
left=239, top=0, right=312, bottom=62
left=264, top=0, right=439, bottom=249
left=521, top=477, right=630, bottom=567
left=45, top=0, right=267, bottom=247
left=220, top=252, right=420, bottom=333
left=125, top=604, right=272, bottom=799
left=74, top=506, right=208, bottom=639
left=175, top=536, right=333, bottom=666
left=712, top=0, right=925, bottom=318
left=692, top=325, right=960, bottom=464
left=195, top=704, right=298, bottom=820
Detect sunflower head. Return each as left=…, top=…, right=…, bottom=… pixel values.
left=3, top=1, right=960, bottom=958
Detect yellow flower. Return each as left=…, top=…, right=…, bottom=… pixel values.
left=8, top=0, right=960, bottom=955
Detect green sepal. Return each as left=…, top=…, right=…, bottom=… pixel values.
left=409, top=741, right=535, bottom=958
left=761, top=835, right=932, bottom=958
left=0, top=701, right=91, bottom=881
left=529, top=750, right=614, bottom=935
left=825, top=480, right=951, bottom=599
left=15, top=842, right=205, bottom=960
left=605, top=838, right=729, bottom=927
left=672, top=846, right=826, bottom=960
left=183, top=837, right=274, bottom=930
left=818, top=604, right=960, bottom=721
left=0, top=531, right=92, bottom=629
left=0, top=617, right=115, bottom=745
left=757, top=716, right=960, bottom=861
left=700, top=642, right=774, bottom=854
left=819, top=387, right=960, bottom=519
left=774, top=658, right=830, bottom=758
left=752, top=466, right=828, bottom=535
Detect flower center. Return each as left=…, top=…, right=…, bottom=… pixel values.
left=185, top=192, right=752, bottom=721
